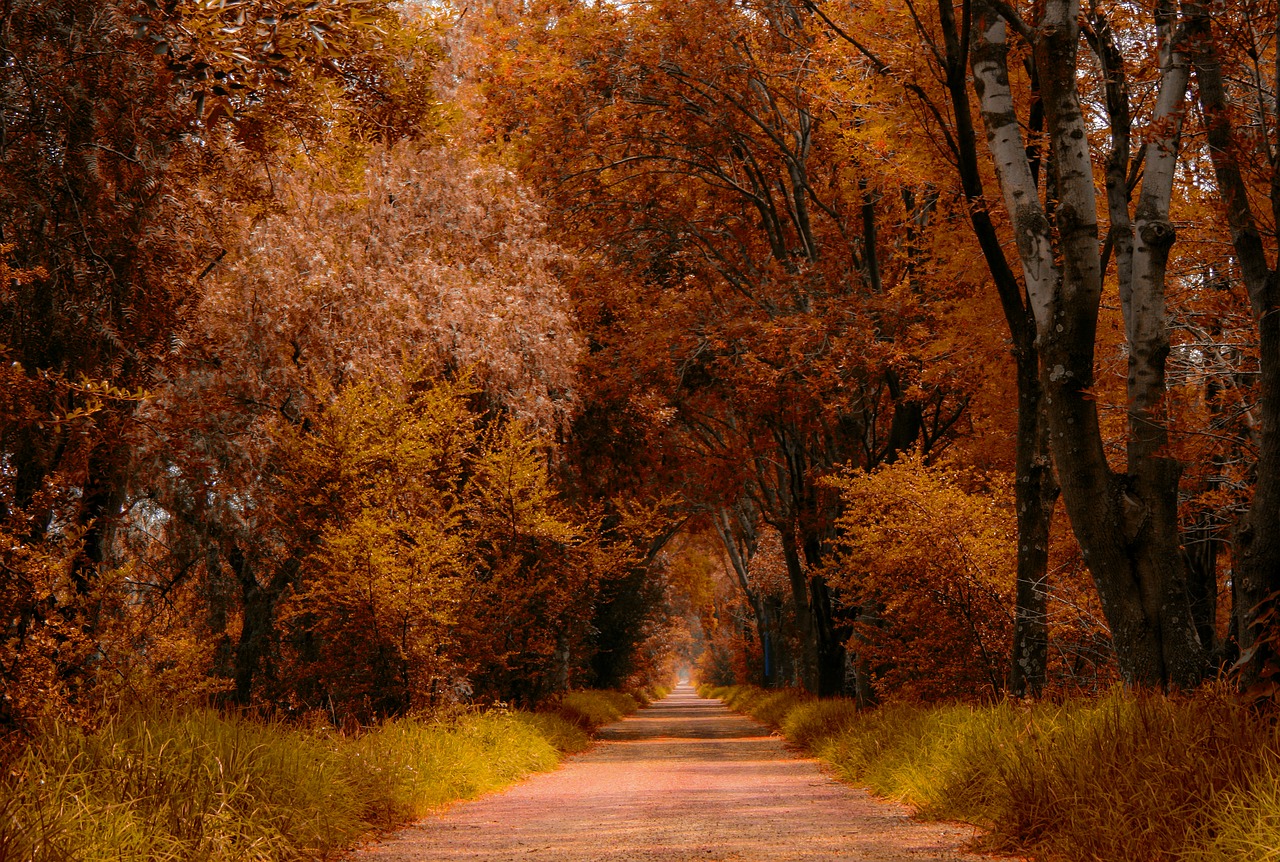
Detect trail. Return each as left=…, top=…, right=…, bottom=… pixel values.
left=351, top=684, right=990, bottom=861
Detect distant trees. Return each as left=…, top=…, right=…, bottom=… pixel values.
left=1184, top=0, right=1280, bottom=689
left=475, top=0, right=976, bottom=696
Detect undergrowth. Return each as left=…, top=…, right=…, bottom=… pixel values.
left=554, top=690, right=641, bottom=730
left=630, top=684, right=672, bottom=705
left=0, top=691, right=626, bottom=861
left=701, top=683, right=1280, bottom=862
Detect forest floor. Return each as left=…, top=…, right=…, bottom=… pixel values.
left=349, top=684, right=994, bottom=861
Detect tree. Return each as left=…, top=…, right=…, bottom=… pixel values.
left=0, top=0, right=416, bottom=727
left=1183, top=0, right=1280, bottom=691
left=139, top=136, right=587, bottom=705
left=473, top=0, right=974, bottom=695
left=801, top=0, right=1065, bottom=696
left=963, top=0, right=1207, bottom=686
left=271, top=369, right=625, bottom=720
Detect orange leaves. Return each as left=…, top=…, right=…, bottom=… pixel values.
left=824, top=455, right=1015, bottom=700
left=203, top=140, right=583, bottom=434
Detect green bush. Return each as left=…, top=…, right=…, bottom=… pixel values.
left=750, top=690, right=811, bottom=728
left=1193, top=762, right=1280, bottom=862
left=971, top=691, right=1270, bottom=861
left=345, top=711, right=561, bottom=825
left=1, top=710, right=365, bottom=862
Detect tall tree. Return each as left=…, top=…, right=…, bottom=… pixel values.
left=0, top=0, right=410, bottom=725
left=144, top=139, right=586, bottom=703
left=1185, top=0, right=1280, bottom=689
left=802, top=0, right=1059, bottom=696
left=966, top=0, right=1206, bottom=686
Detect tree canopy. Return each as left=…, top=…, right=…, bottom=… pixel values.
left=2, top=0, right=1278, bottom=731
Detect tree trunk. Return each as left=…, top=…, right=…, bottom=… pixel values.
left=807, top=571, right=846, bottom=696
left=971, top=0, right=1206, bottom=687
left=933, top=0, right=1057, bottom=696
left=779, top=527, right=820, bottom=693
left=1010, top=355, right=1056, bottom=696
left=1185, top=0, right=1280, bottom=689
left=230, top=546, right=299, bottom=706
left=714, top=507, right=780, bottom=687
left=1234, top=311, right=1280, bottom=686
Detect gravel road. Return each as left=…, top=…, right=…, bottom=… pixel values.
left=351, top=684, right=991, bottom=861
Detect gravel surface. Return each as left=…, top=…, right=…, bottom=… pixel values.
left=350, top=684, right=993, bottom=861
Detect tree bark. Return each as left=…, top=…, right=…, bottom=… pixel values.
left=1185, top=0, right=1280, bottom=687
left=778, top=524, right=820, bottom=692
left=714, top=507, right=780, bottom=687
left=933, top=0, right=1057, bottom=696
left=971, top=0, right=1207, bottom=687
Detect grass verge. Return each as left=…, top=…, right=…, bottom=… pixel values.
left=628, top=684, right=672, bottom=706
left=701, top=683, right=1280, bottom=862
left=553, top=690, right=641, bottom=730
left=0, top=692, right=622, bottom=861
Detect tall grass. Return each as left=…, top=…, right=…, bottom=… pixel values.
left=0, top=694, right=614, bottom=861
left=628, top=684, right=672, bottom=706
left=553, top=690, right=641, bottom=729
left=704, top=684, right=1280, bottom=862
left=700, top=683, right=810, bottom=727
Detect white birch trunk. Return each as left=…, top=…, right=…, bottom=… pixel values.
left=969, top=11, right=1058, bottom=331
left=1127, top=8, right=1189, bottom=452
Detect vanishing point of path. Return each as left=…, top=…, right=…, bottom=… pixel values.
left=353, top=684, right=990, bottom=862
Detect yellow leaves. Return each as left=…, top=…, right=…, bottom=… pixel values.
left=274, top=372, right=476, bottom=712
left=0, top=244, right=46, bottom=293
left=272, top=366, right=626, bottom=713
left=824, top=454, right=1015, bottom=699
left=467, top=421, right=574, bottom=545
left=828, top=460, right=1008, bottom=595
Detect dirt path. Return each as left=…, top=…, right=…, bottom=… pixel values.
left=352, top=684, right=990, bottom=861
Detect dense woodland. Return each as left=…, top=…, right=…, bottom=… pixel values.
left=3, top=0, right=1280, bottom=733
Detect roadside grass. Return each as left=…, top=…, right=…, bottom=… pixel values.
left=629, top=684, right=672, bottom=706
left=0, top=691, right=623, bottom=862
left=702, top=683, right=1280, bottom=862
left=554, top=690, right=641, bottom=729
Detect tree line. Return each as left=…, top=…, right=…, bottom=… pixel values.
left=3, top=0, right=1279, bottom=730
left=0, top=0, right=677, bottom=732
left=469, top=0, right=1280, bottom=700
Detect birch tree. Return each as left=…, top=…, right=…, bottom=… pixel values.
left=969, top=0, right=1206, bottom=685
left=803, top=0, right=1059, bottom=697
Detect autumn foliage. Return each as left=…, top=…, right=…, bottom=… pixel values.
left=0, top=0, right=674, bottom=733
left=6, top=0, right=1280, bottom=756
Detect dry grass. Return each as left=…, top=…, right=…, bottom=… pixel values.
left=0, top=692, right=618, bottom=861
left=553, top=690, right=641, bottom=730
left=703, top=683, right=1280, bottom=862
